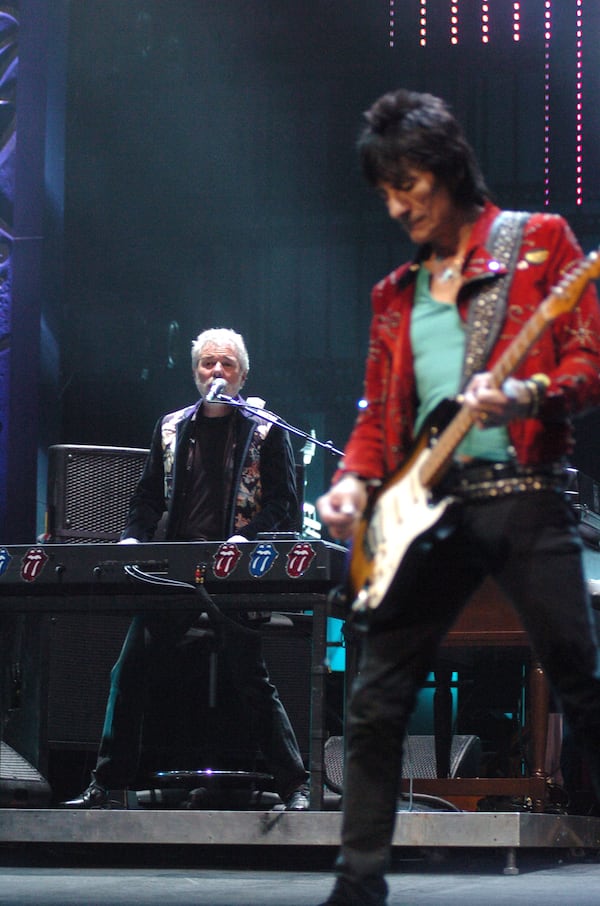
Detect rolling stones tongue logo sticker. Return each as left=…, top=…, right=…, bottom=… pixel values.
left=20, top=548, right=49, bottom=582
left=0, top=548, right=12, bottom=578
left=249, top=542, right=278, bottom=578
left=212, top=542, right=243, bottom=579
left=285, top=542, right=316, bottom=578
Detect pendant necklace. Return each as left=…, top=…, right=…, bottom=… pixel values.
left=436, top=255, right=465, bottom=283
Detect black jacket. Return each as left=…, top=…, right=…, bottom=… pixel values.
left=121, top=398, right=298, bottom=542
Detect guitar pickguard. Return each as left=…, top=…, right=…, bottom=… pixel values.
left=352, top=447, right=452, bottom=613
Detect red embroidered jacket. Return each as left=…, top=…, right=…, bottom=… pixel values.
left=339, top=202, right=600, bottom=482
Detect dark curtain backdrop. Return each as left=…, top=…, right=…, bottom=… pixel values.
left=58, top=0, right=600, bottom=505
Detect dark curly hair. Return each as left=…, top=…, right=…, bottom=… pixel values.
left=358, top=89, right=490, bottom=208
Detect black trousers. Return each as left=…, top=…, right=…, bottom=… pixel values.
left=94, top=609, right=308, bottom=800
left=337, top=490, right=600, bottom=882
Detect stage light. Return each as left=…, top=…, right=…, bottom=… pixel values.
left=419, top=1, right=427, bottom=47
left=481, top=3, right=490, bottom=44
left=513, top=3, right=521, bottom=42
left=450, top=4, right=459, bottom=46
left=543, top=1, right=553, bottom=207
left=575, top=0, right=584, bottom=206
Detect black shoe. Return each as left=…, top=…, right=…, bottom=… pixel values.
left=285, top=787, right=310, bottom=810
left=317, top=876, right=388, bottom=906
left=60, top=780, right=110, bottom=809
left=271, top=785, right=310, bottom=812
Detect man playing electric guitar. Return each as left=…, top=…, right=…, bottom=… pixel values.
left=316, top=89, right=600, bottom=906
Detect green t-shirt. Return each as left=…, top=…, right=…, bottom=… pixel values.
left=410, top=266, right=510, bottom=462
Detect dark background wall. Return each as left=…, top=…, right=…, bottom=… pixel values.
left=33, top=0, right=600, bottom=527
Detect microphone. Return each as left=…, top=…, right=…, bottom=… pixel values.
left=204, top=377, right=227, bottom=402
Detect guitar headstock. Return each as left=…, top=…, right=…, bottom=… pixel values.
left=542, top=248, right=600, bottom=321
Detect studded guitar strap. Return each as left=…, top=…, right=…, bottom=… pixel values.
left=460, top=210, right=530, bottom=390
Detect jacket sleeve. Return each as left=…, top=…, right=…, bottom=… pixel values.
left=236, top=425, right=299, bottom=539
left=333, top=268, right=412, bottom=484
left=120, top=418, right=167, bottom=541
left=529, top=214, right=600, bottom=420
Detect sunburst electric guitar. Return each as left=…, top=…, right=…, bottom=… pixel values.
left=348, top=248, right=600, bottom=617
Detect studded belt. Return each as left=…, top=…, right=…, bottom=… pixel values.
left=440, top=460, right=568, bottom=502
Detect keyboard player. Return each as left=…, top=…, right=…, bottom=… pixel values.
left=62, top=327, right=309, bottom=810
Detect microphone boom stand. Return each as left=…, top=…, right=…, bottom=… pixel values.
left=212, top=394, right=343, bottom=458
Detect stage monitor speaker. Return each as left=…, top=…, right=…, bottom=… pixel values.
left=324, top=734, right=482, bottom=794
left=46, top=444, right=148, bottom=543
left=261, top=614, right=312, bottom=760
left=0, top=741, right=52, bottom=808
left=46, top=613, right=133, bottom=748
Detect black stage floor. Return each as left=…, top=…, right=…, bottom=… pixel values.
left=1, top=846, right=600, bottom=905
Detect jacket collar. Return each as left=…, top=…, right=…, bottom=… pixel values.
left=396, top=200, right=505, bottom=288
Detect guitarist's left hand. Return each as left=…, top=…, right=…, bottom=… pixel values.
left=317, top=474, right=369, bottom=542
left=462, top=373, right=536, bottom=428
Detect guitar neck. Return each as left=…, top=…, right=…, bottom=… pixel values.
left=489, top=305, right=548, bottom=389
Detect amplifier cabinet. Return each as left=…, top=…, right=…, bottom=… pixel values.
left=46, top=444, right=148, bottom=543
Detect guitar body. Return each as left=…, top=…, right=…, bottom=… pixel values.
left=349, top=403, right=458, bottom=617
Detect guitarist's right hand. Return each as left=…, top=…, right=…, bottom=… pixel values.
left=317, top=474, right=369, bottom=542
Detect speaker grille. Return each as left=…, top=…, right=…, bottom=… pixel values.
left=46, top=613, right=133, bottom=746
left=0, top=742, right=52, bottom=807
left=261, top=617, right=312, bottom=760
left=47, top=444, right=148, bottom=542
left=324, top=734, right=482, bottom=794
